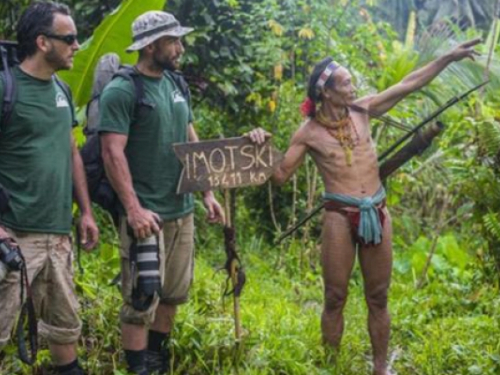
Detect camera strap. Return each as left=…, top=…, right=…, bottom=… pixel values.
left=15, top=252, right=38, bottom=365
left=74, top=224, right=84, bottom=275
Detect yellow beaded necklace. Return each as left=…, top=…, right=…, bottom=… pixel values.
left=316, top=110, right=359, bottom=166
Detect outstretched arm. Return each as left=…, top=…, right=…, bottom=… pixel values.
left=358, top=38, right=481, bottom=116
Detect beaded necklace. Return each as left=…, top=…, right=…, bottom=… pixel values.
left=316, top=110, right=359, bottom=166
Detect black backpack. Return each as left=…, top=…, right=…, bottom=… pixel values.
left=80, top=53, right=191, bottom=222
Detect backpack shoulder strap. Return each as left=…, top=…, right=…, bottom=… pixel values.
left=165, top=70, right=191, bottom=102
left=0, top=41, right=20, bottom=127
left=53, top=75, right=78, bottom=127
left=113, top=65, right=155, bottom=110
left=0, top=58, right=17, bottom=127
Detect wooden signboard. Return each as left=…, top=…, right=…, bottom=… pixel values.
left=173, top=137, right=283, bottom=194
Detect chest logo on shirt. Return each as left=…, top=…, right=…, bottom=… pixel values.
left=172, top=90, right=186, bottom=103
left=55, top=93, right=69, bottom=108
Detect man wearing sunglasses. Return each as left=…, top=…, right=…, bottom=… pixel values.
left=0, top=2, right=98, bottom=375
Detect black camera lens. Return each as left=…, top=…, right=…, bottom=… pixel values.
left=130, top=235, right=161, bottom=311
left=0, top=240, right=24, bottom=271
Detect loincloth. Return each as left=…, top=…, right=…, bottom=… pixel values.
left=322, top=187, right=386, bottom=246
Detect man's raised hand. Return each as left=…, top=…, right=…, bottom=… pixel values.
left=449, top=38, right=482, bottom=62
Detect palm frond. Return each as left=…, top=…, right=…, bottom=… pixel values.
left=483, top=211, right=500, bottom=241
left=478, top=120, right=500, bottom=157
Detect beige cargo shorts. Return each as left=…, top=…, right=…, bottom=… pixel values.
left=119, top=213, right=195, bottom=325
left=0, top=228, right=81, bottom=348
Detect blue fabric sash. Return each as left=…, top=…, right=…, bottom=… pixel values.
left=322, top=187, right=386, bottom=245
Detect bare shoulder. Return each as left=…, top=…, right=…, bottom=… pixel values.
left=291, top=119, right=316, bottom=145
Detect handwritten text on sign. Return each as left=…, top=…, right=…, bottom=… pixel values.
left=173, top=137, right=283, bottom=193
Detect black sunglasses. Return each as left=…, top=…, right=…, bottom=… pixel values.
left=44, top=33, right=78, bottom=45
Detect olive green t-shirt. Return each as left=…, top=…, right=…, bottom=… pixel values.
left=98, top=72, right=194, bottom=220
left=0, top=67, right=74, bottom=234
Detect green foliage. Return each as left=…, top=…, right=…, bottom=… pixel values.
left=368, top=0, right=496, bottom=37
left=3, top=1, right=500, bottom=374
left=58, top=0, right=168, bottom=107
left=2, top=229, right=499, bottom=374
left=0, top=0, right=120, bottom=40
left=477, top=119, right=500, bottom=157
left=483, top=211, right=500, bottom=242
left=376, top=41, right=419, bottom=90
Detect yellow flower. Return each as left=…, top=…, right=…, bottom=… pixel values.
left=358, top=8, right=371, bottom=22
left=274, top=64, right=283, bottom=81
left=246, top=92, right=262, bottom=107
left=268, top=100, right=277, bottom=113
left=268, top=20, right=284, bottom=37
left=298, top=27, right=315, bottom=40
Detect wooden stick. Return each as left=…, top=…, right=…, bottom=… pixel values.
left=231, top=259, right=242, bottom=340
left=224, top=189, right=241, bottom=340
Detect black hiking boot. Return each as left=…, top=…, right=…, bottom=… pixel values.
left=125, top=349, right=149, bottom=375
left=59, top=365, right=85, bottom=375
left=145, top=349, right=170, bottom=374
left=127, top=365, right=149, bottom=375
left=52, top=362, right=86, bottom=375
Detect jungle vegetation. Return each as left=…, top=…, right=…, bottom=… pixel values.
left=1, top=0, right=500, bottom=374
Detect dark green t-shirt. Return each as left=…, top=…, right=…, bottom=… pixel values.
left=98, top=72, right=194, bottom=220
left=0, top=67, right=74, bottom=234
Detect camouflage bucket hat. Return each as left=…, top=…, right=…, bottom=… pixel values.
left=126, top=11, right=193, bottom=53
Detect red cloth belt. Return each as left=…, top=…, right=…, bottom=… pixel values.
left=323, top=199, right=386, bottom=245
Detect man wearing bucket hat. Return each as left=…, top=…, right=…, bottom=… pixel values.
left=98, top=11, right=224, bottom=375
left=125, top=12, right=193, bottom=52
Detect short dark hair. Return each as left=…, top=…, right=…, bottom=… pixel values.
left=16, top=1, right=71, bottom=59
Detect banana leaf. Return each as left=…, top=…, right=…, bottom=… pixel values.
left=59, top=0, right=167, bottom=107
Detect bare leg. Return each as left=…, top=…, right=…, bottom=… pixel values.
left=122, top=323, right=147, bottom=350
left=358, top=210, right=393, bottom=375
left=151, top=303, right=177, bottom=333
left=48, top=343, right=77, bottom=366
left=321, top=211, right=357, bottom=349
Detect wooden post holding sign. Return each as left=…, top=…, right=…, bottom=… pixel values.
left=173, top=136, right=284, bottom=194
left=173, top=136, right=283, bottom=341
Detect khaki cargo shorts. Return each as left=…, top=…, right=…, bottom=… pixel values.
left=119, top=213, right=194, bottom=325
left=0, top=229, right=81, bottom=348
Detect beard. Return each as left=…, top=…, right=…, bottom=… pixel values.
left=45, top=48, right=71, bottom=71
left=152, top=52, right=178, bottom=71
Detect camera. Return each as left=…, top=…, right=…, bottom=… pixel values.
left=0, top=239, right=24, bottom=282
left=130, top=234, right=162, bottom=311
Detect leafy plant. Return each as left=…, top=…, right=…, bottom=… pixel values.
left=58, top=0, right=168, bottom=107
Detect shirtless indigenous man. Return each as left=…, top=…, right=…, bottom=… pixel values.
left=263, top=38, right=481, bottom=375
